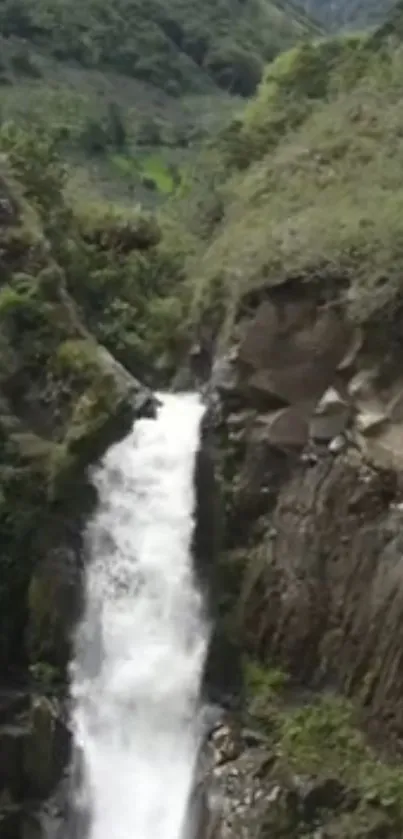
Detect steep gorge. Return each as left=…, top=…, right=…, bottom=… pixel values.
left=2, top=2, right=403, bottom=839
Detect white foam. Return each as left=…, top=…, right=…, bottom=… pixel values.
left=69, top=393, right=209, bottom=839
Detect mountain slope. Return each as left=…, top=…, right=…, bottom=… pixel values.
left=0, top=0, right=321, bottom=96
left=0, top=0, right=322, bottom=205
left=186, top=25, right=403, bottom=339
left=295, top=0, right=397, bottom=30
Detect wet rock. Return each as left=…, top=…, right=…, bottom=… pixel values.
left=23, top=696, right=69, bottom=800
left=257, top=405, right=311, bottom=450
left=0, top=805, right=24, bottom=839
left=27, top=546, right=82, bottom=670
left=295, top=776, right=347, bottom=822
left=211, top=355, right=239, bottom=398
left=230, top=431, right=290, bottom=524
left=211, top=724, right=242, bottom=766
left=0, top=723, right=27, bottom=797
left=202, top=625, right=244, bottom=711
left=193, top=417, right=221, bottom=588
left=190, top=342, right=214, bottom=384
left=0, top=691, right=29, bottom=726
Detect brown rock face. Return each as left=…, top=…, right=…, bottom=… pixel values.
left=236, top=450, right=403, bottom=735
left=237, top=299, right=348, bottom=408
left=212, top=280, right=403, bottom=738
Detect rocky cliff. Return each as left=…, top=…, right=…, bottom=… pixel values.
left=183, top=19, right=403, bottom=838
left=191, top=279, right=403, bottom=839
left=211, top=285, right=403, bottom=725
left=187, top=17, right=403, bottom=749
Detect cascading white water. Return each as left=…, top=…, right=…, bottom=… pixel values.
left=69, top=392, right=209, bottom=839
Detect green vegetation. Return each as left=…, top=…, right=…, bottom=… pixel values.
left=245, top=663, right=403, bottom=836
left=0, top=0, right=322, bottom=205
left=0, top=0, right=319, bottom=95
left=186, top=25, right=403, bottom=343
left=244, top=659, right=289, bottom=699
left=0, top=119, right=190, bottom=670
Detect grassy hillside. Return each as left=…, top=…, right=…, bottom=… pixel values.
left=0, top=0, right=320, bottom=204
left=184, top=16, right=403, bottom=340
left=0, top=37, right=239, bottom=205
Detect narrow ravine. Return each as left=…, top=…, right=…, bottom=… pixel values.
left=69, top=393, right=209, bottom=839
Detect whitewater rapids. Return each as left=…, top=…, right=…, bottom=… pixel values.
left=69, top=392, right=209, bottom=839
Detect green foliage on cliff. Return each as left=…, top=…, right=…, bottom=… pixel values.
left=0, top=118, right=189, bottom=672
left=186, top=26, right=403, bottom=338
left=220, top=32, right=375, bottom=169
left=245, top=664, right=403, bottom=835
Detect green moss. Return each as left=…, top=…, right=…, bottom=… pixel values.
left=48, top=369, right=134, bottom=502
left=53, top=339, right=100, bottom=381
left=243, top=663, right=403, bottom=834
left=66, top=378, right=121, bottom=452
left=279, top=697, right=403, bottom=823
left=244, top=659, right=289, bottom=700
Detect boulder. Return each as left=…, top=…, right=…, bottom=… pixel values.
left=310, top=388, right=351, bottom=442
left=237, top=300, right=349, bottom=408
left=257, top=405, right=311, bottom=450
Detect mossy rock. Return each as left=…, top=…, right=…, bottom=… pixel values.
left=48, top=343, right=156, bottom=501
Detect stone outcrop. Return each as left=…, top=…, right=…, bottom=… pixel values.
left=237, top=450, right=403, bottom=734
left=211, top=281, right=403, bottom=740
left=215, top=288, right=403, bottom=465
left=193, top=712, right=399, bottom=839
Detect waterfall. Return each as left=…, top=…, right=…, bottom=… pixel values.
left=69, top=392, right=209, bottom=839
